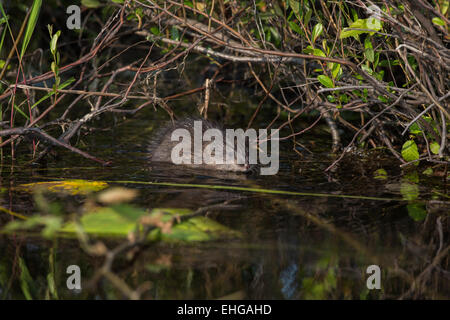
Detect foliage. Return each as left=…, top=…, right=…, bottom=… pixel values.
left=0, top=0, right=447, bottom=170
left=3, top=180, right=241, bottom=242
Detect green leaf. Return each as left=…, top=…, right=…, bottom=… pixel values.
left=272, top=2, right=283, bottom=17
left=183, top=1, right=194, bottom=9
left=430, top=142, right=440, bottom=155
left=366, top=17, right=382, bottom=31
left=19, top=257, right=35, bottom=300
left=288, top=21, right=303, bottom=35
left=31, top=77, right=75, bottom=110
left=407, top=55, right=418, bottom=70
left=50, top=61, right=58, bottom=75
left=378, top=95, right=389, bottom=103
left=157, top=208, right=241, bottom=241
left=304, top=8, right=312, bottom=26
left=407, top=204, right=427, bottom=221
left=156, top=215, right=240, bottom=242
left=432, top=17, right=445, bottom=26
left=422, top=167, right=433, bottom=176
left=60, top=206, right=241, bottom=242
left=269, top=26, right=281, bottom=45
left=4, top=216, right=63, bottom=239
left=20, top=0, right=42, bottom=59
left=47, top=24, right=53, bottom=37
left=340, top=18, right=382, bottom=39
left=312, top=23, right=323, bottom=43
left=441, top=1, right=449, bottom=15
left=364, top=38, right=374, bottom=62
left=404, top=171, right=419, bottom=183
left=330, top=62, right=341, bottom=79
left=374, top=70, right=384, bottom=81
left=19, top=179, right=108, bottom=195
left=312, top=48, right=326, bottom=57
left=304, top=46, right=326, bottom=58
left=150, top=26, right=160, bottom=36
left=317, top=75, right=334, bottom=88
left=50, top=30, right=60, bottom=55
left=340, top=19, right=365, bottom=39
left=339, top=94, right=348, bottom=103
left=379, top=59, right=400, bottom=67
left=400, top=181, right=419, bottom=201
left=361, top=64, right=373, bottom=75
left=401, top=140, right=420, bottom=164
left=0, top=15, right=8, bottom=25
left=170, top=26, right=180, bottom=41
left=0, top=23, right=7, bottom=57
left=13, top=104, right=29, bottom=120
left=288, top=0, right=300, bottom=16
left=61, top=205, right=148, bottom=237
left=374, top=51, right=380, bottom=69
left=81, top=0, right=101, bottom=8
left=409, top=122, right=422, bottom=135
left=350, top=8, right=358, bottom=22
left=374, top=168, right=388, bottom=180
left=322, top=39, right=329, bottom=55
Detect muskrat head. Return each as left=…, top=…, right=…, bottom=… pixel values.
left=149, top=118, right=259, bottom=174
left=201, top=132, right=253, bottom=173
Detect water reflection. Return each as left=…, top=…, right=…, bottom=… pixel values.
left=0, top=118, right=448, bottom=299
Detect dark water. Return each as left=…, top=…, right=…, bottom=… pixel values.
left=0, top=110, right=448, bottom=300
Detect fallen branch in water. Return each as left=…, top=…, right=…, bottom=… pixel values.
left=0, top=127, right=111, bottom=165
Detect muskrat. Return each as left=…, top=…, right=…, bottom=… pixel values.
left=148, top=118, right=254, bottom=173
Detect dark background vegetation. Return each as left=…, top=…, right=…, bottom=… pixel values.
left=0, top=0, right=448, bottom=169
